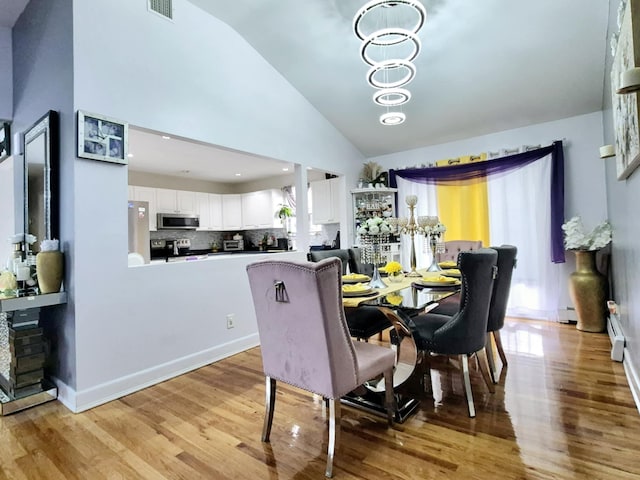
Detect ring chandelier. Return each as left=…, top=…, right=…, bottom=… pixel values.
left=353, top=0, right=426, bottom=126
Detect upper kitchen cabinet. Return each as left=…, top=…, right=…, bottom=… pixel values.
left=196, top=192, right=223, bottom=231
left=311, top=177, right=341, bottom=224
left=129, top=186, right=158, bottom=231
left=156, top=188, right=197, bottom=214
left=241, top=189, right=283, bottom=230
left=222, top=194, right=243, bottom=230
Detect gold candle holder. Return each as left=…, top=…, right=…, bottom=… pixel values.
left=393, top=196, right=423, bottom=277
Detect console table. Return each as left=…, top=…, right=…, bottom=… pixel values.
left=0, top=292, right=67, bottom=415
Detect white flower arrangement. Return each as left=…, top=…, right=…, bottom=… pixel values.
left=358, top=216, right=393, bottom=236
left=562, top=216, right=612, bottom=251
left=40, top=239, right=60, bottom=252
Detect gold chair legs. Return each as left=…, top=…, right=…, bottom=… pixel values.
left=493, top=330, right=508, bottom=366
left=486, top=331, right=508, bottom=384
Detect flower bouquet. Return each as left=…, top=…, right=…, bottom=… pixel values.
left=382, top=260, right=404, bottom=283
left=357, top=216, right=393, bottom=236
left=562, top=216, right=612, bottom=251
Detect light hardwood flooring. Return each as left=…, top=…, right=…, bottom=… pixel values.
left=0, top=318, right=638, bottom=479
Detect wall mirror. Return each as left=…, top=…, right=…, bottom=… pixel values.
left=23, top=110, right=59, bottom=254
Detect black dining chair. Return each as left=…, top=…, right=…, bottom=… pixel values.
left=429, top=245, right=518, bottom=384
left=485, top=245, right=517, bottom=383
left=409, top=248, right=497, bottom=417
left=308, top=249, right=351, bottom=274
left=308, top=249, right=390, bottom=340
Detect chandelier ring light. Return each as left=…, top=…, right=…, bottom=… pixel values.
left=367, top=59, right=416, bottom=89
left=360, top=28, right=421, bottom=66
left=353, top=0, right=427, bottom=42
left=373, top=88, right=411, bottom=106
left=380, top=111, right=406, bottom=125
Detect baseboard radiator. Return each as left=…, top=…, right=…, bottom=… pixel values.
left=607, top=314, right=625, bottom=362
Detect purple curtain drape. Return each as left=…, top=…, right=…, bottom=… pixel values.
left=389, top=141, right=565, bottom=263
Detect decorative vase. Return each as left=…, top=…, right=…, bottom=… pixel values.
left=388, top=271, right=404, bottom=283
left=568, top=250, right=607, bottom=332
left=36, top=251, right=64, bottom=294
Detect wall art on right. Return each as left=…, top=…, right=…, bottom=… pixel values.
left=612, top=0, right=640, bottom=180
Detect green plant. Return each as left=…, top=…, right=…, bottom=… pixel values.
left=275, top=204, right=293, bottom=219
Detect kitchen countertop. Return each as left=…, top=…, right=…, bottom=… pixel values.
left=151, top=249, right=293, bottom=263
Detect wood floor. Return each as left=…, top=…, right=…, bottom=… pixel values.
left=1, top=318, right=638, bottom=479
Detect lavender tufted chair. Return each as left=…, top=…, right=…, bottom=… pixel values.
left=246, top=258, right=396, bottom=478
left=436, top=240, right=483, bottom=263
left=409, top=249, right=497, bottom=417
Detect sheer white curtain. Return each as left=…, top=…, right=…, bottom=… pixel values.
left=396, top=153, right=562, bottom=321
left=487, top=153, right=562, bottom=320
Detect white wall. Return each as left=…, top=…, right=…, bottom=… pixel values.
left=368, top=112, right=608, bottom=310
left=60, top=0, right=364, bottom=411
left=0, top=28, right=11, bottom=121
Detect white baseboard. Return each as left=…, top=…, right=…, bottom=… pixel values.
left=556, top=307, right=578, bottom=324
left=623, top=347, right=640, bottom=415
left=53, top=334, right=259, bottom=413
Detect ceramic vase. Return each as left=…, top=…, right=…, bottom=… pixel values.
left=36, top=251, right=64, bottom=294
left=568, top=250, right=607, bottom=332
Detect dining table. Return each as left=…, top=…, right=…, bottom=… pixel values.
left=341, top=270, right=461, bottom=422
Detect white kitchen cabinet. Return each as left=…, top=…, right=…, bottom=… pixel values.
left=222, top=194, right=243, bottom=230
left=311, top=178, right=341, bottom=224
left=241, top=189, right=282, bottom=229
left=196, top=192, right=223, bottom=230
left=129, top=185, right=158, bottom=231
left=156, top=188, right=197, bottom=214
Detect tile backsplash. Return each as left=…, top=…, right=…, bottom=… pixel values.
left=150, top=228, right=290, bottom=250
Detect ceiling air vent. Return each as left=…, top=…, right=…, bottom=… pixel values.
left=148, top=0, right=173, bottom=21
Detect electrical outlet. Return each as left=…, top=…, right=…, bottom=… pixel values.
left=226, top=314, right=235, bottom=329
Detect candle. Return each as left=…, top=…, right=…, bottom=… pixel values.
left=16, top=265, right=30, bottom=281
left=599, top=145, right=615, bottom=158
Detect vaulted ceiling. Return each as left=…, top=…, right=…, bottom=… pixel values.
left=188, top=0, right=610, bottom=157
left=2, top=1, right=611, bottom=181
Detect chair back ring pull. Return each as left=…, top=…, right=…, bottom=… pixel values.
left=274, top=281, right=288, bottom=303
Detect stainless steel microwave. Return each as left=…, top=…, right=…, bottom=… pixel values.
left=157, top=213, right=200, bottom=230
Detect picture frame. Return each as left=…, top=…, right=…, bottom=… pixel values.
left=77, top=110, right=128, bottom=165
left=0, top=122, right=10, bottom=161
left=611, top=0, right=640, bottom=180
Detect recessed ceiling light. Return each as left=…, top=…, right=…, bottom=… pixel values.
left=161, top=135, right=171, bottom=140
left=282, top=167, right=289, bottom=171
left=307, top=167, right=313, bottom=170
left=127, top=153, right=134, bottom=158
left=235, top=173, right=242, bottom=177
